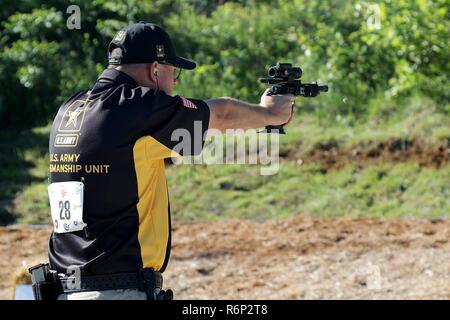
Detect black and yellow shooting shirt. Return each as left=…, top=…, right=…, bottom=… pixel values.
left=48, top=69, right=210, bottom=275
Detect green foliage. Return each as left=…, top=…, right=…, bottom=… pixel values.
left=169, top=0, right=449, bottom=120
left=0, top=0, right=182, bottom=129
left=0, top=0, right=449, bottom=127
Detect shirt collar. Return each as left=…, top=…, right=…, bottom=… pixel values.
left=91, top=68, right=138, bottom=92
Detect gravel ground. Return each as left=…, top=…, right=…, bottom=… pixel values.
left=1, top=216, right=449, bottom=300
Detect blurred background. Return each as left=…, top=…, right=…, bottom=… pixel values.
left=0, top=0, right=449, bottom=299
left=0, top=0, right=450, bottom=224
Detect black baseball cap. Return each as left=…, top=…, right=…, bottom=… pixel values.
left=108, top=22, right=196, bottom=70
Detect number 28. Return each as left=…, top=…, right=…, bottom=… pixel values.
left=59, top=200, right=71, bottom=220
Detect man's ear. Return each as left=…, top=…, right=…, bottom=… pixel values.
left=148, top=62, right=159, bottom=82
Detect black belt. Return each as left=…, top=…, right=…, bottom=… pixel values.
left=59, top=269, right=162, bottom=294
left=29, top=263, right=173, bottom=300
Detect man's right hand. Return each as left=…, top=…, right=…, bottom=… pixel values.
left=259, top=88, right=295, bottom=126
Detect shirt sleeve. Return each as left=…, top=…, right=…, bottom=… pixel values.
left=142, top=91, right=211, bottom=159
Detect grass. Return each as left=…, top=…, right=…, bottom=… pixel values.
left=281, top=96, right=450, bottom=155
left=0, top=125, right=50, bottom=225
left=0, top=97, right=448, bottom=225
left=167, top=162, right=450, bottom=221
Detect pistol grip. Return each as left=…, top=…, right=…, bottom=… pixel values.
left=263, top=125, right=286, bottom=134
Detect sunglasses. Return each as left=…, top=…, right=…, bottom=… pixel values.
left=159, top=62, right=182, bottom=81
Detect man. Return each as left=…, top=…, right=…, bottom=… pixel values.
left=45, top=22, right=294, bottom=300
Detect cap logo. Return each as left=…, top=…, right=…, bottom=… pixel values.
left=114, top=30, right=126, bottom=43
left=156, top=45, right=165, bottom=58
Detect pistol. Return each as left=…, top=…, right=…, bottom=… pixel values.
left=259, top=63, right=328, bottom=134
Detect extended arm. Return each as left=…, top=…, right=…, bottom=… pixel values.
left=206, top=90, right=294, bottom=132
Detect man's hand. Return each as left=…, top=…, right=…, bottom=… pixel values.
left=259, top=88, right=295, bottom=126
